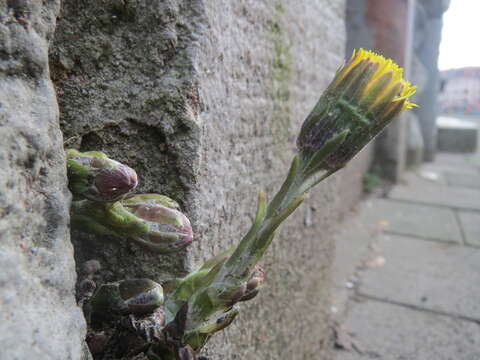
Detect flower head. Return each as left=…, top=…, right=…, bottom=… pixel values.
left=331, top=49, right=417, bottom=112
left=297, top=49, right=417, bottom=170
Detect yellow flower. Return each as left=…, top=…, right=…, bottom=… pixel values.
left=297, top=48, right=417, bottom=170
left=331, top=48, right=417, bottom=112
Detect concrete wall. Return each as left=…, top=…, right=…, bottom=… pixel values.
left=0, top=0, right=373, bottom=359
left=0, top=1, right=86, bottom=359
left=193, top=2, right=369, bottom=358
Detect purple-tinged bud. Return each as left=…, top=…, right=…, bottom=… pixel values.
left=121, top=194, right=194, bottom=253
left=70, top=194, right=194, bottom=254
left=239, top=265, right=265, bottom=302
left=94, top=163, right=138, bottom=201
left=90, top=278, right=164, bottom=317
left=66, top=149, right=138, bottom=202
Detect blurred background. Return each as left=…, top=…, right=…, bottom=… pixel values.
left=3, top=1, right=479, bottom=359
left=333, top=1, right=480, bottom=359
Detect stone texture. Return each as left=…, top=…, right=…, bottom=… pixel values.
left=51, top=1, right=357, bottom=359
left=363, top=198, right=462, bottom=243
left=390, top=180, right=480, bottom=211
left=358, top=234, right=480, bottom=320
left=334, top=300, right=480, bottom=360
left=0, top=1, right=86, bottom=359
left=458, top=211, right=480, bottom=247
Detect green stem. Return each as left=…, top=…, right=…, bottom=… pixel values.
left=179, top=135, right=348, bottom=349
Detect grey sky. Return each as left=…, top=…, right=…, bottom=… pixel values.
left=438, top=0, right=480, bottom=70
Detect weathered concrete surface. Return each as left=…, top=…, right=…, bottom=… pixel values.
left=52, top=1, right=356, bottom=359
left=363, top=198, right=462, bottom=243
left=0, top=1, right=86, bottom=359
left=51, top=0, right=203, bottom=284
left=458, top=211, right=480, bottom=247
left=335, top=300, right=480, bottom=360
left=195, top=2, right=355, bottom=359
left=358, top=235, right=480, bottom=320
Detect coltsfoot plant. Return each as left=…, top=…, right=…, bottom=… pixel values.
left=68, top=151, right=194, bottom=253
left=69, top=49, right=416, bottom=359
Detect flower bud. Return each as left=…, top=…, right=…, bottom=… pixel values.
left=71, top=194, right=194, bottom=254
left=66, top=149, right=138, bottom=202
left=121, top=194, right=194, bottom=253
left=239, top=265, right=265, bottom=302
left=297, top=49, right=416, bottom=170
left=90, top=278, right=164, bottom=317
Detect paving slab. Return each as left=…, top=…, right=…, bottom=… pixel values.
left=422, top=163, right=480, bottom=177
left=458, top=211, right=480, bottom=247
left=334, top=300, right=480, bottom=360
left=357, top=235, right=480, bottom=320
left=389, top=181, right=480, bottom=211
left=331, top=202, right=382, bottom=315
left=422, top=153, right=480, bottom=177
left=401, top=169, right=447, bottom=186
left=467, top=152, right=480, bottom=169
left=363, top=198, right=462, bottom=243
left=445, top=171, right=480, bottom=189
left=436, top=152, right=471, bottom=166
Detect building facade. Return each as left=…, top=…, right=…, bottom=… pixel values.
left=440, top=67, right=480, bottom=114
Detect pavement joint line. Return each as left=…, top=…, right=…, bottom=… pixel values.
left=383, top=196, right=480, bottom=213
left=444, top=174, right=480, bottom=190
left=381, top=229, right=480, bottom=249
left=453, top=209, right=468, bottom=246
left=356, top=293, right=480, bottom=326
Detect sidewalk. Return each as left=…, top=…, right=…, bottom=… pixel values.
left=332, top=152, right=480, bottom=360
